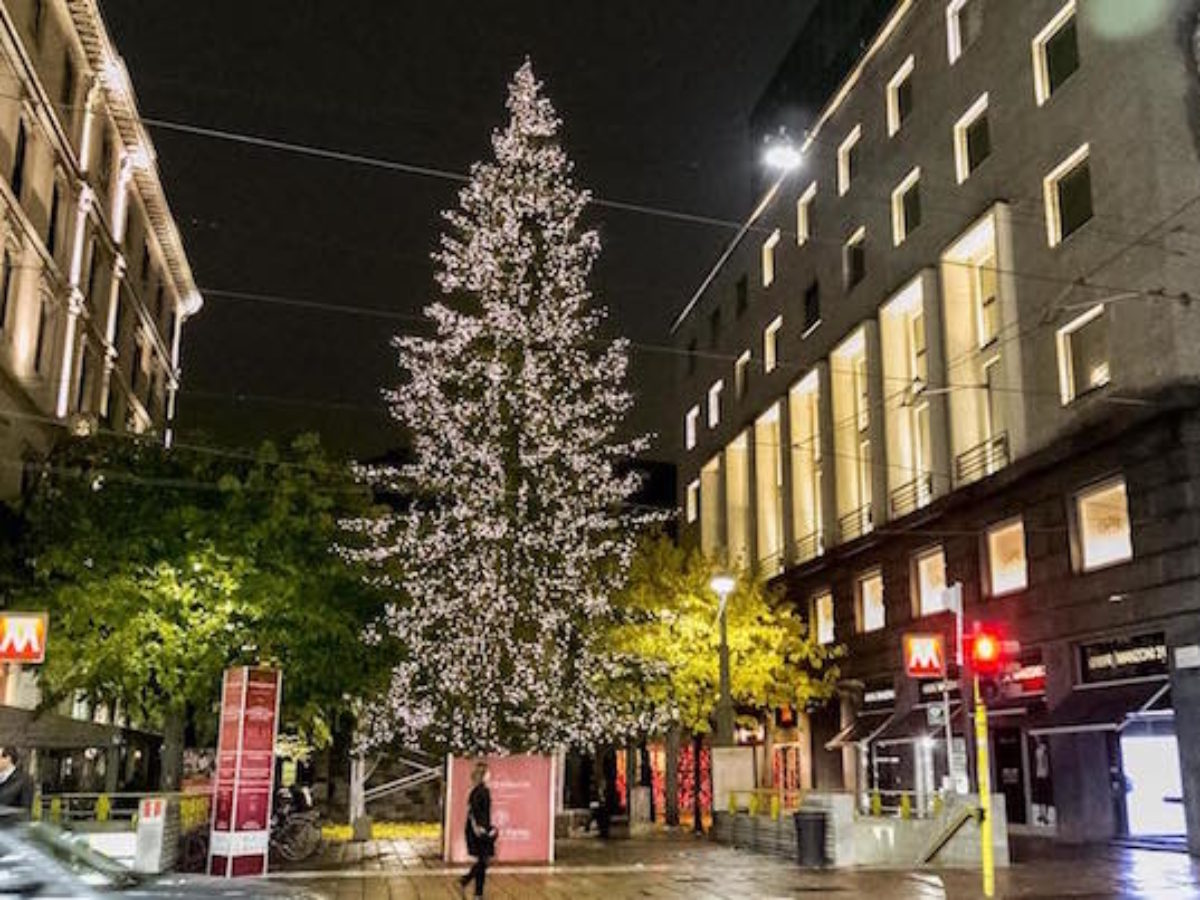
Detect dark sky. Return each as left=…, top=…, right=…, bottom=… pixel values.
left=101, top=1, right=814, bottom=461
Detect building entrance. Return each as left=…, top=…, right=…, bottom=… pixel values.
left=1120, top=731, right=1185, bottom=837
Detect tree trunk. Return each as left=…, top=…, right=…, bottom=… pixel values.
left=665, top=728, right=680, bottom=826
left=692, top=733, right=703, bottom=834
left=160, top=705, right=186, bottom=792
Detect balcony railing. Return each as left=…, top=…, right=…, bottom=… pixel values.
left=793, top=530, right=824, bottom=565
left=889, top=472, right=933, bottom=518
left=839, top=504, right=873, bottom=543
left=955, top=433, right=1009, bottom=485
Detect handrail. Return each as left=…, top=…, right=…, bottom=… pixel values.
left=919, top=803, right=978, bottom=864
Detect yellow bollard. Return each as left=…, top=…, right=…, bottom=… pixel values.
left=932, top=793, right=944, bottom=817
left=49, top=796, right=61, bottom=824
left=729, top=792, right=738, bottom=814
left=96, top=794, right=111, bottom=823
left=870, top=790, right=882, bottom=817
left=899, top=793, right=912, bottom=820
left=748, top=792, right=759, bottom=816
left=30, top=792, right=40, bottom=821
left=770, top=795, right=781, bottom=821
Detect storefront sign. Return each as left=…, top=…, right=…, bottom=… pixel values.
left=1080, top=633, right=1167, bottom=684
left=209, top=667, right=282, bottom=878
left=0, top=612, right=47, bottom=663
left=904, top=633, right=946, bottom=679
left=444, top=754, right=556, bottom=864
left=861, top=676, right=896, bottom=710
left=920, top=679, right=961, bottom=700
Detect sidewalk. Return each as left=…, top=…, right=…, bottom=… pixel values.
left=272, top=830, right=1200, bottom=898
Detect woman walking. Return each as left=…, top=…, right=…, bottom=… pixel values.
left=460, top=762, right=497, bottom=898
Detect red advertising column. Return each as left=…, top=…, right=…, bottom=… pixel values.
left=208, top=667, right=282, bottom=877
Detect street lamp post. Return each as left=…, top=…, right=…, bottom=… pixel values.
left=711, top=573, right=737, bottom=747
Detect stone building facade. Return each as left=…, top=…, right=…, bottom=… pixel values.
left=671, top=0, right=1200, bottom=853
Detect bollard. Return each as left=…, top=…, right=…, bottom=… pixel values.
left=900, top=794, right=912, bottom=820
left=770, top=795, right=781, bottom=821
left=748, top=793, right=759, bottom=816
left=49, top=796, right=61, bottom=824
left=932, top=793, right=944, bottom=817
left=96, top=794, right=111, bottom=823
left=729, top=792, right=738, bottom=814
left=870, top=790, right=882, bottom=817
left=30, top=793, right=40, bottom=821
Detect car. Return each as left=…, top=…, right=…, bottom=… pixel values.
left=0, top=818, right=323, bottom=898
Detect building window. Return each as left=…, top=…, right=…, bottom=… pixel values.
left=686, top=480, right=700, bottom=524
left=891, top=168, right=922, bottom=246
left=764, top=316, right=782, bottom=373
left=802, top=281, right=820, bottom=336
left=735, top=274, right=748, bottom=317
left=700, top=455, right=723, bottom=558
left=886, top=55, right=915, bottom=136
left=1056, top=303, right=1109, bottom=403
left=1044, top=144, right=1092, bottom=247
left=708, top=380, right=724, bottom=427
left=75, top=346, right=89, bottom=412
left=954, top=93, right=990, bottom=183
left=813, top=591, right=835, bottom=645
left=1075, top=477, right=1132, bottom=571
left=844, top=227, right=866, bottom=290
left=708, top=306, right=722, bottom=347
left=33, top=301, right=49, bottom=374
left=46, top=182, right=61, bottom=258
left=61, top=53, right=75, bottom=108
left=735, top=350, right=750, bottom=399
left=685, top=405, right=700, bottom=450
left=0, top=250, right=13, bottom=331
left=837, top=125, right=862, bottom=196
left=11, top=122, right=27, bottom=200
left=686, top=338, right=697, bottom=375
left=797, top=181, right=817, bottom=245
left=974, top=253, right=1000, bottom=348
left=857, top=570, right=886, bottom=633
left=762, top=229, right=781, bottom=288
left=913, top=545, right=948, bottom=617
left=986, top=517, right=1027, bottom=596
left=1034, top=1, right=1079, bottom=105
left=947, top=0, right=985, bottom=63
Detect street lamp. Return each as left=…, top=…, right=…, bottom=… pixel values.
left=711, top=573, right=737, bottom=747
left=763, top=140, right=803, bottom=173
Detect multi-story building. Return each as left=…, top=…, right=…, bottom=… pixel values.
left=671, top=0, right=1200, bottom=853
left=0, top=0, right=200, bottom=788
left=0, top=0, right=201, bottom=501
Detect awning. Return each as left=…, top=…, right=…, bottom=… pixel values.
left=1027, top=680, right=1169, bottom=736
left=874, top=703, right=964, bottom=747
left=0, top=706, right=158, bottom=751
left=825, top=710, right=891, bottom=750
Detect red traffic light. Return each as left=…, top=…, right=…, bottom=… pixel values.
left=968, top=626, right=1019, bottom=675
left=973, top=633, right=1000, bottom=666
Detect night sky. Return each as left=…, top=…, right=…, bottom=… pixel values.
left=101, top=1, right=814, bottom=461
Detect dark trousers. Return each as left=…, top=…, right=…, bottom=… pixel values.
left=461, top=852, right=489, bottom=897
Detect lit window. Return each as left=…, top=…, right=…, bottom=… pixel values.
left=735, top=350, right=751, bottom=399
left=708, top=380, right=724, bottom=427
left=857, top=571, right=885, bottom=633
left=886, top=55, right=915, bottom=136
left=1076, top=477, right=1132, bottom=571
left=1056, top=303, right=1109, bottom=403
left=987, top=518, right=1027, bottom=595
left=1033, top=1, right=1079, bottom=106
left=947, top=0, right=985, bottom=63
left=953, top=93, right=990, bottom=183
left=686, top=479, right=700, bottom=524
left=974, top=253, right=1000, bottom=348
left=762, top=229, right=781, bottom=287
left=797, top=181, right=817, bottom=245
left=844, top=226, right=866, bottom=290
left=1044, top=144, right=1092, bottom=247
left=891, top=167, right=922, bottom=246
left=837, top=125, right=862, bottom=196
left=813, top=591, right=835, bottom=645
left=914, top=546, right=948, bottom=616
left=685, top=405, right=700, bottom=450
left=764, top=316, right=782, bottom=373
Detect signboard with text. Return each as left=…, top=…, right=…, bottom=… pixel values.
left=444, top=755, right=555, bottom=864
left=1080, top=633, right=1167, bottom=684
left=0, top=612, right=47, bottom=664
left=208, top=667, right=281, bottom=878
left=904, top=633, right=946, bottom=679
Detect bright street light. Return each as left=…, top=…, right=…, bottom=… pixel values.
left=763, top=141, right=803, bottom=172
left=711, top=572, right=737, bottom=750
left=710, top=573, right=737, bottom=599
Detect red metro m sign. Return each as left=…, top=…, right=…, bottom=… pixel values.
left=903, top=633, right=946, bottom=679
left=0, top=612, right=47, bottom=664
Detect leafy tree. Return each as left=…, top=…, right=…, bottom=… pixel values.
left=606, top=535, right=842, bottom=736
left=14, top=433, right=390, bottom=788
left=346, top=62, right=651, bottom=755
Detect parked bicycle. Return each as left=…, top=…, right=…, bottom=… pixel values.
left=270, top=785, right=322, bottom=863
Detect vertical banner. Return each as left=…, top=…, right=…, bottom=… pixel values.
left=208, top=667, right=281, bottom=877
left=444, top=755, right=555, bottom=864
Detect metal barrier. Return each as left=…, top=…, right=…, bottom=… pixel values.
left=34, top=792, right=211, bottom=830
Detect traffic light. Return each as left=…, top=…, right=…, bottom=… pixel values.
left=968, top=624, right=1020, bottom=701
left=970, top=631, right=1003, bottom=675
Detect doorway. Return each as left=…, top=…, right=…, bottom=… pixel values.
left=1120, top=732, right=1185, bottom=837
left=993, top=727, right=1027, bottom=825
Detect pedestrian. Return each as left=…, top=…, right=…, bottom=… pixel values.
left=0, top=747, right=35, bottom=816
left=459, top=762, right=496, bottom=899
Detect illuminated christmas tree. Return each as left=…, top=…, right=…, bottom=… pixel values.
left=349, top=62, right=652, bottom=754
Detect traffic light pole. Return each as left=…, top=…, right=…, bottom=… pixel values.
left=973, top=673, right=995, bottom=898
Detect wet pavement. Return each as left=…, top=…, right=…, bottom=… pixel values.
left=271, top=831, right=1200, bottom=898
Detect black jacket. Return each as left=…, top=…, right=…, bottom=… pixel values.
left=0, top=768, right=34, bottom=814
left=464, top=783, right=494, bottom=858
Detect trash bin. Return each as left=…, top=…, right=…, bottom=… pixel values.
left=793, top=809, right=827, bottom=866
